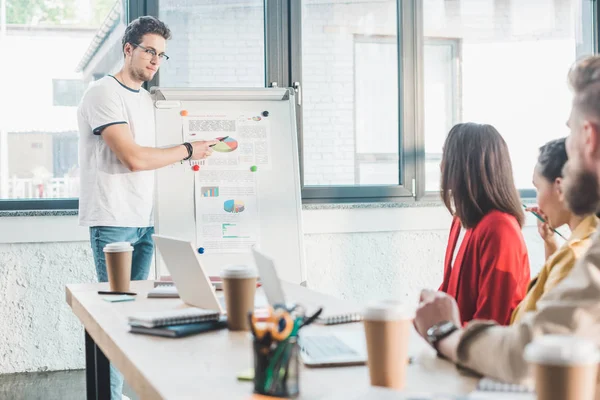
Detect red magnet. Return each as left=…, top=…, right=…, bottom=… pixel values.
left=192, top=165, right=200, bottom=171
left=180, top=110, right=188, bottom=116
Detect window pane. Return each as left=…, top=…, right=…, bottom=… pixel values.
left=423, top=0, right=595, bottom=192
left=302, top=0, right=399, bottom=186
left=159, top=0, right=265, bottom=87
left=1, top=0, right=127, bottom=201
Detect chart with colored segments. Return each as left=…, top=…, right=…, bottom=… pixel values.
left=224, top=199, right=245, bottom=213
left=213, top=136, right=239, bottom=153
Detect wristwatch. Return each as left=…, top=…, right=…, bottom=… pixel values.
left=426, top=321, right=459, bottom=352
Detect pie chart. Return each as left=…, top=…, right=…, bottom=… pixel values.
left=224, top=199, right=245, bottom=213
left=213, top=136, right=238, bottom=153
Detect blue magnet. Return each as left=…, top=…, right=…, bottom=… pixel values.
left=198, top=247, right=205, bottom=254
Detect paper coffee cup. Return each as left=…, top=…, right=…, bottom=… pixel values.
left=103, top=242, right=134, bottom=292
left=221, top=265, right=258, bottom=331
left=363, top=301, right=414, bottom=390
left=525, top=335, right=599, bottom=400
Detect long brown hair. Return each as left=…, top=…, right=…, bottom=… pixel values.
left=440, top=122, right=524, bottom=229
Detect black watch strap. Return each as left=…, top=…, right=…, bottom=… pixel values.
left=182, top=142, right=193, bottom=161
left=426, top=321, right=459, bottom=353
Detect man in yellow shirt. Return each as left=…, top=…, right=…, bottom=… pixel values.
left=511, top=138, right=598, bottom=323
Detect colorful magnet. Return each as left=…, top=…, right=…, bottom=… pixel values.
left=180, top=110, right=188, bottom=116
left=250, top=165, right=258, bottom=172
left=198, top=247, right=205, bottom=254
left=192, top=165, right=200, bottom=171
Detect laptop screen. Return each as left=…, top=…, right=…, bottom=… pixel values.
left=252, top=247, right=286, bottom=306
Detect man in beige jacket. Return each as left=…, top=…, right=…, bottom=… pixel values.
left=413, top=54, right=600, bottom=389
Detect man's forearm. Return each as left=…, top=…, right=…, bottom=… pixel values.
left=128, top=144, right=188, bottom=171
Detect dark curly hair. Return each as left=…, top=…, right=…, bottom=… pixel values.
left=122, top=16, right=171, bottom=55
left=537, top=138, right=568, bottom=182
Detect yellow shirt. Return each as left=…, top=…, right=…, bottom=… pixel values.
left=510, top=215, right=598, bottom=324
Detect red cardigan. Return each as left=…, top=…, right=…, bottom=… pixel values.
left=439, top=210, right=530, bottom=326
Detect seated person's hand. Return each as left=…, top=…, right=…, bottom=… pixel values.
left=414, top=289, right=461, bottom=342
left=525, top=206, right=556, bottom=244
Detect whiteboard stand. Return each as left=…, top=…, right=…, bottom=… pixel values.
left=151, top=87, right=306, bottom=285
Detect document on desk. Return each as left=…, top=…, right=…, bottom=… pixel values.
left=182, top=113, right=272, bottom=170
left=194, top=170, right=260, bottom=253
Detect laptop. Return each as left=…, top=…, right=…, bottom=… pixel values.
left=251, top=247, right=367, bottom=367
left=152, top=234, right=226, bottom=314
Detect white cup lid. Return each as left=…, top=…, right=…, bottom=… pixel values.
left=524, top=335, right=600, bottom=366
left=363, top=300, right=414, bottom=321
left=103, top=242, right=134, bottom=253
left=220, top=264, right=258, bottom=279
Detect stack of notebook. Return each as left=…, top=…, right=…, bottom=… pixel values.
left=128, top=308, right=226, bottom=338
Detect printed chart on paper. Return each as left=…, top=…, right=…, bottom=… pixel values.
left=182, top=113, right=272, bottom=171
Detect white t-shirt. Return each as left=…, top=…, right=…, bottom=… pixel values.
left=77, top=76, right=156, bottom=227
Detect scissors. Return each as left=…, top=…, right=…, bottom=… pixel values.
left=250, top=307, right=294, bottom=342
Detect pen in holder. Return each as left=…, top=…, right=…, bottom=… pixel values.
left=248, top=305, right=323, bottom=398
left=253, top=335, right=299, bottom=398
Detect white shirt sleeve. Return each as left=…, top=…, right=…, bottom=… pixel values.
left=81, top=84, right=128, bottom=135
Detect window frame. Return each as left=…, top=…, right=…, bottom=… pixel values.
left=2, top=0, right=597, bottom=211
left=293, top=0, right=419, bottom=203
left=0, top=0, right=135, bottom=211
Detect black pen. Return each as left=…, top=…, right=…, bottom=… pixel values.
left=299, top=307, right=324, bottom=330
left=209, top=136, right=229, bottom=147
left=98, top=291, right=137, bottom=296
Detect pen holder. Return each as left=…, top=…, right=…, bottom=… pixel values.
left=253, top=336, right=300, bottom=398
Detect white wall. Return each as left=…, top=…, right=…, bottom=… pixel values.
left=0, top=208, right=548, bottom=374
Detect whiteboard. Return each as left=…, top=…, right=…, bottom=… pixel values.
left=151, top=88, right=306, bottom=284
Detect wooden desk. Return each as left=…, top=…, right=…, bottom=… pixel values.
left=66, top=281, right=478, bottom=399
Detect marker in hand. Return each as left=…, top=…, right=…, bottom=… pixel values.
left=522, top=204, right=566, bottom=240
left=209, top=136, right=229, bottom=147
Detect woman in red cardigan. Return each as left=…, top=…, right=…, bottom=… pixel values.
left=438, top=123, right=530, bottom=326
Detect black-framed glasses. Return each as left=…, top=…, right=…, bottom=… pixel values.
left=132, top=43, right=170, bottom=61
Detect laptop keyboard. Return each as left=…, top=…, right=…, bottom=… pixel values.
left=300, top=335, right=358, bottom=360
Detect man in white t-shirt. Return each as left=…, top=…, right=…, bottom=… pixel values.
left=77, top=16, right=216, bottom=399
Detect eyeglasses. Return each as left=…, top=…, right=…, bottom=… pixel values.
left=132, top=43, right=170, bottom=61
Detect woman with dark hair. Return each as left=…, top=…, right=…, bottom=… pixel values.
left=510, top=138, right=598, bottom=323
left=438, top=122, right=530, bottom=326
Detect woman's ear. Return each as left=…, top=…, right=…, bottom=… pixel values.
left=555, top=177, right=565, bottom=201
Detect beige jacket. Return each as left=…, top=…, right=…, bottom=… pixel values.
left=457, top=230, right=600, bottom=392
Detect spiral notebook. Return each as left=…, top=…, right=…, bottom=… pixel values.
left=316, top=312, right=363, bottom=325
left=128, top=308, right=220, bottom=329
left=476, top=378, right=534, bottom=393
left=130, top=316, right=227, bottom=338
